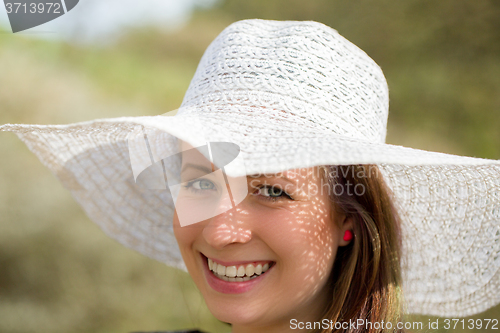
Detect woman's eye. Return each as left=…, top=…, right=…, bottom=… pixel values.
left=185, top=179, right=217, bottom=192
left=258, top=186, right=292, bottom=201
left=262, top=186, right=283, bottom=197
left=192, top=179, right=215, bottom=190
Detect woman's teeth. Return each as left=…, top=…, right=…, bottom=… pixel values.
left=207, top=258, right=271, bottom=282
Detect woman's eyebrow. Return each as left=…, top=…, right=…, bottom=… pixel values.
left=248, top=174, right=296, bottom=184
left=181, top=163, right=214, bottom=174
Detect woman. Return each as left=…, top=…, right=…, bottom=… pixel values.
left=173, top=154, right=402, bottom=332
left=2, top=19, right=500, bottom=332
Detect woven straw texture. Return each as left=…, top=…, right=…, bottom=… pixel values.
left=2, top=19, right=500, bottom=317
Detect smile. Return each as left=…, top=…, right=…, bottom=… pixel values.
left=207, top=258, right=273, bottom=282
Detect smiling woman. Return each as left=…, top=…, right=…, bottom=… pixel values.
left=174, top=154, right=402, bottom=332
left=1, top=19, right=500, bottom=333
left=175, top=158, right=347, bottom=330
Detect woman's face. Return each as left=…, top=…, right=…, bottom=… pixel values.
left=173, top=145, right=352, bottom=332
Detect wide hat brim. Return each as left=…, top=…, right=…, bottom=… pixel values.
left=2, top=111, right=500, bottom=318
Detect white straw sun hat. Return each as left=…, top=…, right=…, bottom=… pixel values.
left=2, top=19, right=500, bottom=317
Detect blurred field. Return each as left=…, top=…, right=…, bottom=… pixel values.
left=1, top=1, right=499, bottom=332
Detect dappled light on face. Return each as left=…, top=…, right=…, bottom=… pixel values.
left=225, top=167, right=339, bottom=321
left=174, top=165, right=341, bottom=329
left=277, top=168, right=336, bottom=302
left=202, top=206, right=253, bottom=249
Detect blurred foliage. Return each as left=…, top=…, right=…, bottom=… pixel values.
left=0, top=0, right=499, bottom=332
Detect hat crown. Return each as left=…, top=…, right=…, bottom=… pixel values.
left=180, top=19, right=389, bottom=143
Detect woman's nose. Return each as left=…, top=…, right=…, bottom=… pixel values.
left=202, top=197, right=252, bottom=250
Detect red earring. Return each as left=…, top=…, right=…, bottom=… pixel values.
left=343, top=230, right=353, bottom=242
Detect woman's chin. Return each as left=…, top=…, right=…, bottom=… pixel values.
left=207, top=302, right=270, bottom=329
left=200, top=286, right=279, bottom=327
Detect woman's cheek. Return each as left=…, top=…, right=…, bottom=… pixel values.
left=173, top=213, right=198, bottom=254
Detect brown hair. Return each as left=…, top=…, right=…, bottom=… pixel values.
left=319, top=165, right=404, bottom=333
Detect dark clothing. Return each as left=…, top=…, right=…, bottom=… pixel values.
left=132, top=331, right=207, bottom=333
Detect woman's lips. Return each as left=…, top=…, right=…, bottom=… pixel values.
left=201, top=254, right=274, bottom=294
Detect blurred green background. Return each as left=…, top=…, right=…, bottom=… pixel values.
left=0, top=1, right=499, bottom=332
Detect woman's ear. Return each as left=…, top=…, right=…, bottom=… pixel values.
left=338, top=214, right=354, bottom=247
